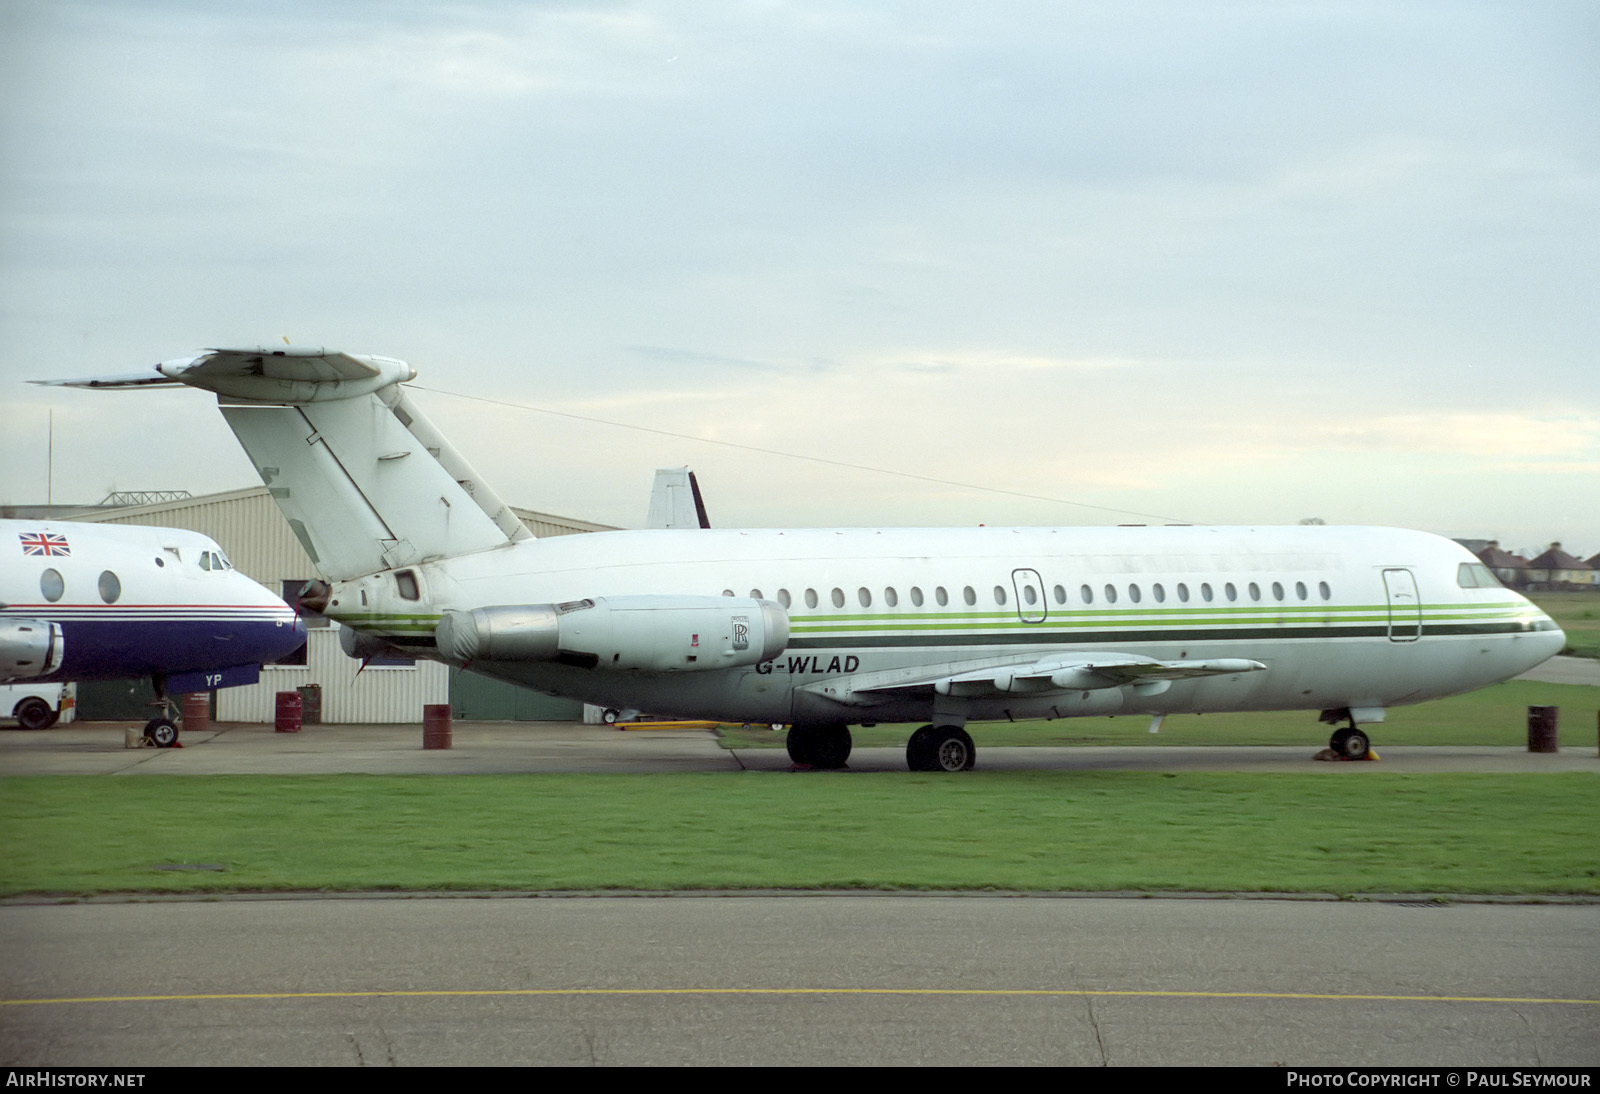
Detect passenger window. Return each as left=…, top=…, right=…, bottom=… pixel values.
left=1081, top=584, right=1093, bottom=604
left=1128, top=584, right=1141, bottom=603
left=1053, top=585, right=1066, bottom=605
left=1176, top=583, right=1189, bottom=603
left=804, top=588, right=819, bottom=609
left=1225, top=583, right=1237, bottom=602
left=1152, top=583, right=1165, bottom=603
left=396, top=570, right=421, bottom=601
left=98, top=570, right=122, bottom=604
left=40, top=568, right=64, bottom=603
left=1295, top=581, right=1307, bottom=601
left=884, top=587, right=899, bottom=607
left=1248, top=582, right=1260, bottom=602
left=1271, top=582, right=1284, bottom=601
left=935, top=587, right=949, bottom=606
left=778, top=589, right=791, bottom=608
left=749, top=589, right=762, bottom=600
left=1104, top=584, right=1118, bottom=604
left=962, top=586, right=976, bottom=606
left=910, top=586, right=924, bottom=607
left=831, top=588, right=845, bottom=608
left=858, top=587, right=872, bottom=608
left=1022, top=585, right=1037, bottom=605
left=1201, top=583, right=1213, bottom=602
left=993, top=585, right=1007, bottom=605
left=1319, top=581, right=1331, bottom=600
left=721, top=589, right=735, bottom=597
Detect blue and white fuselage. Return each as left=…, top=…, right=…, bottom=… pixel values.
left=0, top=520, right=304, bottom=689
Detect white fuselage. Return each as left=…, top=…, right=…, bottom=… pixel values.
left=328, top=523, right=1564, bottom=726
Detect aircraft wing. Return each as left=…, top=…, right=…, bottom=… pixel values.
left=836, top=653, right=1266, bottom=701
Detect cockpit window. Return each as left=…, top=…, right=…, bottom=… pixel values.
left=1457, top=563, right=1501, bottom=589
left=198, top=550, right=233, bottom=572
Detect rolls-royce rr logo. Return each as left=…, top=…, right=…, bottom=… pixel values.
left=732, top=616, right=749, bottom=650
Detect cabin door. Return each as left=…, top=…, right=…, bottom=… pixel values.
left=1383, top=568, right=1422, bottom=642
left=1011, top=568, right=1047, bottom=623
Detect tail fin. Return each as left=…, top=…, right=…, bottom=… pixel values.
left=645, top=467, right=712, bottom=529
left=146, top=347, right=529, bottom=580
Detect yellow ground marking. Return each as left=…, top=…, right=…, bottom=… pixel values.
left=4, top=987, right=1596, bottom=1007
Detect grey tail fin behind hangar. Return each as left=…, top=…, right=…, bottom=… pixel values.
left=645, top=467, right=711, bottom=529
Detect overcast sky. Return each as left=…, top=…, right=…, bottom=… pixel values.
left=2, top=1, right=1595, bottom=556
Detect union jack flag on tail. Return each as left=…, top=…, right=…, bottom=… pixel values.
left=19, top=532, right=70, bottom=557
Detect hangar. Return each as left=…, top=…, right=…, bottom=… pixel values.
left=67, top=487, right=614, bottom=723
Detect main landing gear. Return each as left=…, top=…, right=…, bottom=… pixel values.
left=1319, top=708, right=1371, bottom=760
left=785, top=723, right=852, bottom=769
left=906, top=724, right=975, bottom=772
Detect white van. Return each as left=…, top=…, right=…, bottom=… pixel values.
left=1, top=682, right=76, bottom=730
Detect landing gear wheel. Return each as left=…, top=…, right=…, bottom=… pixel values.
left=930, top=725, right=975, bottom=772
left=602, top=708, right=620, bottom=725
left=906, top=725, right=938, bottom=771
left=144, top=717, right=179, bottom=748
left=786, top=723, right=852, bottom=768
left=14, top=698, right=56, bottom=731
left=1329, top=726, right=1370, bottom=760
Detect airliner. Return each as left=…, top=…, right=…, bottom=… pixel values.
left=1, top=519, right=306, bottom=744
left=47, top=347, right=1566, bottom=769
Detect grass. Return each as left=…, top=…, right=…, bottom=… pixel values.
left=1529, top=591, right=1600, bottom=659
left=1, top=771, right=1595, bottom=898
left=717, top=679, right=1600, bottom=749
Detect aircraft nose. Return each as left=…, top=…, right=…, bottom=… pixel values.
left=1522, top=613, right=1566, bottom=670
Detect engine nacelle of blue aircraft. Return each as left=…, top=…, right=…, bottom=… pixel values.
left=435, top=595, right=789, bottom=673
left=0, top=619, right=65, bottom=681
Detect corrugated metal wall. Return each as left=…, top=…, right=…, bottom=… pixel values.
left=217, top=629, right=449, bottom=723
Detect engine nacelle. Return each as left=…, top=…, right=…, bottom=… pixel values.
left=0, top=619, right=64, bottom=681
left=436, top=595, right=789, bottom=673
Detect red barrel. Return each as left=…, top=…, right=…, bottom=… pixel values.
left=275, top=691, right=302, bottom=733
left=423, top=703, right=452, bottom=750
left=1527, top=705, right=1558, bottom=753
left=180, top=693, right=211, bottom=734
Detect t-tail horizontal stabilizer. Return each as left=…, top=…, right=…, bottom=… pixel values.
left=51, top=347, right=531, bottom=582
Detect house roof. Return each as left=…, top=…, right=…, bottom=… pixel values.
left=1526, top=544, right=1590, bottom=571
left=1476, top=544, right=1529, bottom=569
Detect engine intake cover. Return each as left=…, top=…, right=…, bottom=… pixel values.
left=437, top=595, right=788, bottom=672
left=0, top=619, right=64, bottom=681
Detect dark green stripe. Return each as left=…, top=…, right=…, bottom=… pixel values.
left=786, top=621, right=1538, bottom=649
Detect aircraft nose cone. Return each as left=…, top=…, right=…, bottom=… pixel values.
left=261, top=613, right=308, bottom=663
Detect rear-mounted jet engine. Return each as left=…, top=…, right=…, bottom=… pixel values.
left=436, top=595, right=788, bottom=672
